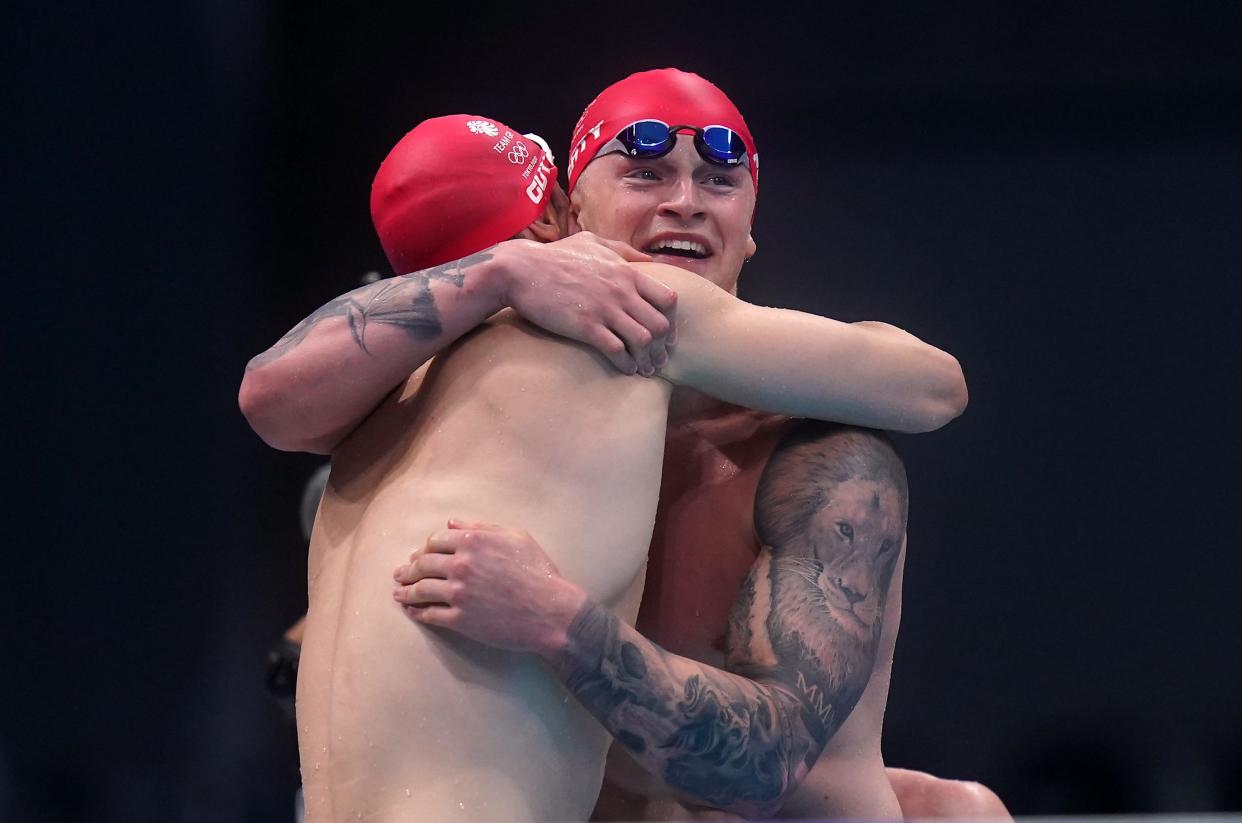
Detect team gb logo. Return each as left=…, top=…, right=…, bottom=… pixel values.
left=466, top=120, right=500, bottom=137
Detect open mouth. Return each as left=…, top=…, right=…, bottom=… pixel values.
left=645, top=239, right=711, bottom=260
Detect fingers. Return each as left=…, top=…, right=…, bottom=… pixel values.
left=596, top=237, right=652, bottom=263
left=393, top=551, right=452, bottom=584
left=623, top=296, right=673, bottom=369
left=393, top=578, right=454, bottom=606
left=446, top=518, right=502, bottom=531
left=634, top=273, right=678, bottom=348
left=606, top=310, right=657, bottom=376
left=584, top=326, right=638, bottom=374
left=403, top=605, right=461, bottom=629
left=423, top=529, right=464, bottom=554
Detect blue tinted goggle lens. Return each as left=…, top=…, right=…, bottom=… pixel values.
left=617, top=121, right=748, bottom=166
left=698, top=126, right=747, bottom=164
left=629, top=120, right=673, bottom=153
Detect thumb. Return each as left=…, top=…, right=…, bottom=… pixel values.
left=598, top=238, right=652, bottom=263
left=447, top=517, right=502, bottom=531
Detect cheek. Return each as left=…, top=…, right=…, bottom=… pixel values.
left=715, top=208, right=755, bottom=255
left=580, top=192, right=646, bottom=239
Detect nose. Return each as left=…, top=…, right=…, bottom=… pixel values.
left=836, top=577, right=866, bottom=606
left=657, top=174, right=704, bottom=222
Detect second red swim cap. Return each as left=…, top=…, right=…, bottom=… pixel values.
left=566, top=68, right=758, bottom=196
left=371, top=115, right=558, bottom=274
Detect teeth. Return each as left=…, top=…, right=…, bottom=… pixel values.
left=650, top=239, right=708, bottom=256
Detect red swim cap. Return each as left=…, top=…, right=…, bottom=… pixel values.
left=566, top=69, right=758, bottom=197
left=371, top=115, right=558, bottom=274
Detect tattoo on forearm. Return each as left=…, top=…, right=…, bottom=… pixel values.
left=247, top=249, right=493, bottom=370
left=552, top=422, right=910, bottom=814
left=555, top=601, right=800, bottom=810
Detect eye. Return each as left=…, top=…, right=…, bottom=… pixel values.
left=836, top=522, right=854, bottom=541
left=625, top=167, right=661, bottom=181
left=703, top=173, right=736, bottom=188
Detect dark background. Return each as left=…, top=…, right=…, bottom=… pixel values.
left=6, top=1, right=1240, bottom=821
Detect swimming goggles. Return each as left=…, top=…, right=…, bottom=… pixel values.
left=596, top=120, right=750, bottom=168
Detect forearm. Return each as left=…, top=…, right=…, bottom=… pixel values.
left=641, top=263, right=968, bottom=433
left=712, top=312, right=964, bottom=432
left=849, top=320, right=969, bottom=426
left=547, top=599, right=814, bottom=819
left=238, top=247, right=508, bottom=453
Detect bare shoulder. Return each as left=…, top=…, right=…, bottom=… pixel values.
left=445, top=306, right=640, bottom=393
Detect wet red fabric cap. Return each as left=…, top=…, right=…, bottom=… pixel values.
left=371, top=115, right=557, bottom=274
left=566, top=69, right=758, bottom=197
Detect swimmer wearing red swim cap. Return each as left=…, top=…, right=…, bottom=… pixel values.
left=566, top=68, right=758, bottom=196
left=244, top=72, right=995, bottom=823
left=567, top=69, right=759, bottom=292
left=371, top=114, right=562, bottom=274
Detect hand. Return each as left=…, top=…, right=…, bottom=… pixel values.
left=392, top=519, right=587, bottom=656
left=494, top=234, right=677, bottom=376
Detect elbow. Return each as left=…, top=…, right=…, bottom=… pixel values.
left=731, top=799, right=784, bottom=821
left=238, top=367, right=334, bottom=454
left=936, top=352, right=970, bottom=424
left=238, top=368, right=292, bottom=450
left=905, top=352, right=969, bottom=433
left=713, top=763, right=806, bottom=820
left=725, top=783, right=799, bottom=821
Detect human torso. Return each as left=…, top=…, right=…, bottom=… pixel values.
left=594, top=401, right=904, bottom=821
left=298, top=315, right=672, bottom=823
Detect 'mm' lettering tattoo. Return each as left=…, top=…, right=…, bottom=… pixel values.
left=247, top=249, right=492, bottom=370
left=552, top=422, right=908, bottom=817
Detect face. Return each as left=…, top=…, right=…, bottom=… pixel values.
left=570, top=137, right=757, bottom=292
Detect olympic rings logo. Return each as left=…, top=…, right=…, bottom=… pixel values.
left=508, top=143, right=529, bottom=164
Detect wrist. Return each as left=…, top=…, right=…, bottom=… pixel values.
left=487, top=239, right=540, bottom=312
left=536, top=576, right=589, bottom=660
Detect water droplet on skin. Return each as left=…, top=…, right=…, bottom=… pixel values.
left=405, top=788, right=411, bottom=798
left=313, top=761, right=320, bottom=771
left=458, top=801, right=465, bottom=809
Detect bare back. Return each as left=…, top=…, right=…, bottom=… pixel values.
left=298, top=314, right=671, bottom=823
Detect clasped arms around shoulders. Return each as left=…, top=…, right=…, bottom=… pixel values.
left=238, top=236, right=678, bottom=454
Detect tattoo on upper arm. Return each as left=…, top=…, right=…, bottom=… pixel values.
left=740, top=423, right=909, bottom=746
left=246, top=249, right=493, bottom=370
left=553, top=422, right=909, bottom=813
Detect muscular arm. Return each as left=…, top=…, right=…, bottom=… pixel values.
left=397, top=426, right=906, bottom=819
left=239, top=236, right=674, bottom=453
left=550, top=584, right=827, bottom=818
left=646, top=263, right=969, bottom=432
left=239, top=249, right=506, bottom=453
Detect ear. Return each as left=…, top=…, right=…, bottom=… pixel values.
left=524, top=209, right=559, bottom=243
left=523, top=186, right=568, bottom=243
left=567, top=207, right=582, bottom=235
